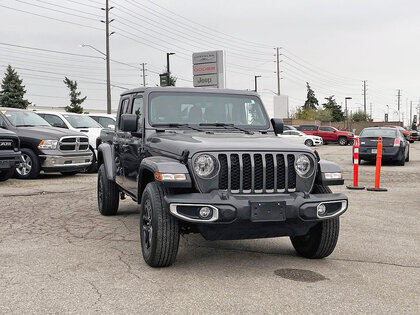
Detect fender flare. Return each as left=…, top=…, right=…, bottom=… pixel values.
left=315, top=160, right=344, bottom=186
left=97, top=143, right=116, bottom=181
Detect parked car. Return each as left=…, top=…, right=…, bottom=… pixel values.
left=35, top=111, right=102, bottom=172
left=0, top=108, right=93, bottom=179
left=358, top=127, right=409, bottom=166
left=278, top=129, right=323, bottom=146
left=283, top=125, right=297, bottom=131
left=297, top=125, right=354, bottom=145
left=97, top=87, right=348, bottom=267
left=86, top=113, right=116, bottom=129
left=0, top=128, right=20, bottom=182
left=384, top=125, right=416, bottom=143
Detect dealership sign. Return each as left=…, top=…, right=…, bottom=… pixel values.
left=192, top=50, right=224, bottom=88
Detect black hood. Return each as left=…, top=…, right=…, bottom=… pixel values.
left=15, top=126, right=83, bottom=140
left=0, top=128, right=18, bottom=139
left=147, top=131, right=313, bottom=157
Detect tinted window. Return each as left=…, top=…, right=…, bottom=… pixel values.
left=118, top=98, right=130, bottom=130
left=360, top=129, right=397, bottom=138
left=300, top=125, right=317, bottom=131
left=42, top=114, right=67, bottom=128
left=319, top=127, right=334, bottom=132
left=132, top=97, right=143, bottom=130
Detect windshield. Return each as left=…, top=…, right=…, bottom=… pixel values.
left=149, top=92, right=269, bottom=128
left=2, top=109, right=50, bottom=127
left=360, top=128, right=397, bottom=138
left=63, top=114, right=102, bottom=128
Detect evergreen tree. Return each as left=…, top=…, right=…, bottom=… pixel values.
left=169, top=72, right=177, bottom=86
left=303, top=82, right=318, bottom=110
left=63, top=77, right=86, bottom=113
left=322, top=95, right=345, bottom=122
left=0, top=65, right=30, bottom=109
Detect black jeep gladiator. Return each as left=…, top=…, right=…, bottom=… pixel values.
left=97, top=87, right=348, bottom=267
left=0, top=128, right=20, bottom=181
left=0, top=107, right=93, bottom=179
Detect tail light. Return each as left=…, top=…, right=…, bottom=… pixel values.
left=394, top=138, right=400, bottom=147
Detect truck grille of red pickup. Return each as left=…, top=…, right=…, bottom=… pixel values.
left=218, top=153, right=297, bottom=193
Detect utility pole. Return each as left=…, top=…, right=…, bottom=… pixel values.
left=370, top=102, right=372, bottom=119
left=276, top=47, right=281, bottom=95
left=363, top=80, right=367, bottom=115
left=102, top=0, right=113, bottom=114
left=141, top=63, right=147, bottom=87
left=410, top=101, right=412, bottom=126
left=396, top=89, right=401, bottom=122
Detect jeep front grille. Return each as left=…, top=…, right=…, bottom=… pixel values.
left=218, top=153, right=297, bottom=193
left=59, top=136, right=89, bottom=152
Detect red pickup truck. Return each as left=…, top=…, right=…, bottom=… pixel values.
left=297, top=125, right=354, bottom=145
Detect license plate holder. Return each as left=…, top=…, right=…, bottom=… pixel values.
left=250, top=202, right=286, bottom=222
left=372, top=149, right=377, bottom=154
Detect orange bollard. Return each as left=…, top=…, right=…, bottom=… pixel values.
left=367, top=136, right=387, bottom=192
left=347, top=136, right=365, bottom=190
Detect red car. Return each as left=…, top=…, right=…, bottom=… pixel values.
left=297, top=125, right=354, bottom=146
left=384, top=126, right=417, bottom=143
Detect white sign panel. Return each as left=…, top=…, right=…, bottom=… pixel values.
left=192, top=50, right=224, bottom=88
left=193, top=74, right=218, bottom=87
left=193, top=62, right=217, bottom=76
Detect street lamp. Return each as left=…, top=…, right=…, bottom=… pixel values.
left=254, top=75, right=261, bottom=92
left=80, top=43, right=111, bottom=114
left=345, top=97, right=352, bottom=117
left=166, top=52, right=175, bottom=74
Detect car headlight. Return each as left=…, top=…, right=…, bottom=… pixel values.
left=38, top=140, right=58, bottom=149
left=294, top=154, right=314, bottom=178
left=193, top=154, right=219, bottom=178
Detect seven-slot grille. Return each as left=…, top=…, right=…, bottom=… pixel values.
left=218, top=153, right=298, bottom=193
left=0, top=138, right=17, bottom=151
left=59, top=136, right=89, bottom=151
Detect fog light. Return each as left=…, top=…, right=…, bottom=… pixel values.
left=199, top=206, right=212, bottom=218
left=317, top=203, right=327, bottom=216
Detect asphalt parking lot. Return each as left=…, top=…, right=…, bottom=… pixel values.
left=1, top=144, right=419, bottom=314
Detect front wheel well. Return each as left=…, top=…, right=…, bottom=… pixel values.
left=138, top=169, right=155, bottom=203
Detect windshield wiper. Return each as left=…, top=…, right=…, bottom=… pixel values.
left=76, top=126, right=91, bottom=129
left=16, top=124, right=36, bottom=127
left=199, top=123, right=254, bottom=135
left=157, top=123, right=206, bottom=133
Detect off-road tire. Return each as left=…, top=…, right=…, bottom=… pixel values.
left=97, top=164, right=119, bottom=216
left=304, top=139, right=313, bottom=147
left=290, top=185, right=340, bottom=259
left=338, top=137, right=348, bottom=146
left=140, top=182, right=180, bottom=267
left=14, top=148, right=41, bottom=179
left=0, top=169, right=14, bottom=182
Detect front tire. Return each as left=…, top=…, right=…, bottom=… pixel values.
left=140, top=182, right=180, bottom=267
left=15, top=148, right=40, bottom=179
left=338, top=137, right=348, bottom=146
left=97, top=164, right=119, bottom=216
left=304, top=139, right=313, bottom=147
left=290, top=185, right=340, bottom=259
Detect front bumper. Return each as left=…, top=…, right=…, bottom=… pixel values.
left=39, top=152, right=93, bottom=172
left=0, top=151, right=21, bottom=170
left=165, top=190, right=348, bottom=240
left=313, top=138, right=323, bottom=145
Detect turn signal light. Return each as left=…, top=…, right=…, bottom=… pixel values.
left=154, top=172, right=187, bottom=181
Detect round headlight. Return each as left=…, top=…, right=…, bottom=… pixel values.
left=294, top=154, right=313, bottom=177
left=193, top=154, right=218, bottom=178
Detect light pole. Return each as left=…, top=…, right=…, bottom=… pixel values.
left=167, top=52, right=175, bottom=74
left=254, top=75, right=261, bottom=92
left=80, top=44, right=111, bottom=114
left=345, top=97, right=352, bottom=130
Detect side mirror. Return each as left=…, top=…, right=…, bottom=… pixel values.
left=271, top=118, right=284, bottom=135
left=120, top=114, right=137, bottom=132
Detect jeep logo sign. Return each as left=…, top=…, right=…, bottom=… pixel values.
left=192, top=50, right=224, bottom=88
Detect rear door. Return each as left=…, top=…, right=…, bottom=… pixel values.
left=114, top=96, right=131, bottom=187
left=120, top=96, right=144, bottom=195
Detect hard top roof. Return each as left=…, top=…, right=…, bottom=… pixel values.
left=120, top=86, right=260, bottom=97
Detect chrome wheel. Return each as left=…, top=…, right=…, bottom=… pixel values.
left=142, top=198, right=153, bottom=250
left=16, top=154, right=32, bottom=176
